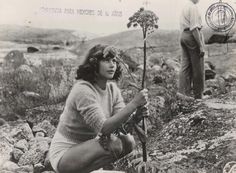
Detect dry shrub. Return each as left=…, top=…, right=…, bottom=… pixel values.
left=119, top=66, right=196, bottom=131
left=0, top=58, right=76, bottom=117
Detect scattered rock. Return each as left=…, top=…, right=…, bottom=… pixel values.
left=216, top=76, right=226, bottom=93
left=34, top=136, right=52, bottom=145
left=222, top=71, right=236, bottom=82
left=205, top=61, right=216, bottom=70
left=203, top=88, right=213, bottom=96
left=137, top=64, right=143, bottom=70
left=16, top=164, right=34, bottom=173
left=0, top=121, right=35, bottom=167
left=165, top=59, right=180, bottom=72
left=228, top=34, right=236, bottom=43
left=205, top=62, right=216, bottom=80
left=205, top=76, right=226, bottom=94
left=176, top=92, right=194, bottom=102
left=35, top=132, right=46, bottom=138
left=0, top=118, right=54, bottom=172
left=32, top=120, right=56, bottom=138
left=32, top=126, right=47, bottom=136
left=156, top=96, right=165, bottom=108
left=0, top=134, right=14, bottom=167
left=17, top=64, right=33, bottom=74
left=27, top=46, right=39, bottom=53
left=11, top=122, right=34, bottom=141
left=3, top=50, right=27, bottom=69
left=204, top=100, right=236, bottom=110
left=18, top=139, right=49, bottom=166
left=231, top=90, right=236, bottom=96
left=1, top=161, right=20, bottom=172
left=0, top=118, right=6, bottom=126
left=14, top=139, right=29, bottom=152
left=34, top=163, right=45, bottom=173
left=22, top=91, right=41, bottom=99
left=151, top=65, right=162, bottom=72
left=43, top=152, right=53, bottom=171
left=207, top=33, right=230, bottom=44
left=188, top=112, right=206, bottom=127
left=11, top=148, right=24, bottom=161
left=52, top=46, right=61, bottom=50
left=153, top=75, right=164, bottom=84
left=205, top=79, right=219, bottom=89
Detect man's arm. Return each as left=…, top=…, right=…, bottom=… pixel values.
left=192, top=28, right=205, bottom=57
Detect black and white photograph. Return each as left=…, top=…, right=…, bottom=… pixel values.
left=1, top=0, right=236, bottom=172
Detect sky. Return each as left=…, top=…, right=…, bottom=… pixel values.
left=0, top=0, right=236, bottom=35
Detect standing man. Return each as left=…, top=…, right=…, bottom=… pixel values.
left=178, top=0, right=205, bottom=99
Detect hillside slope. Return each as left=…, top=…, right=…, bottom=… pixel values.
left=0, top=25, right=80, bottom=45
left=73, top=29, right=180, bottom=57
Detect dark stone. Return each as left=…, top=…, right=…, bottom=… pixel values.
left=44, top=152, right=53, bottom=171
left=207, top=34, right=230, bottom=44
left=3, top=50, right=26, bottom=69
left=34, top=163, right=45, bottom=173
left=11, top=148, right=24, bottom=162
left=52, top=46, right=61, bottom=50
left=153, top=75, right=163, bottom=84
left=205, top=61, right=216, bottom=80
left=0, top=118, right=6, bottom=126
left=189, top=113, right=206, bottom=127
left=204, top=88, right=213, bottom=96
left=27, top=47, right=39, bottom=53
left=205, top=61, right=216, bottom=70
left=205, top=69, right=216, bottom=80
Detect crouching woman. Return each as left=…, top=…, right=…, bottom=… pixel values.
left=49, top=44, right=148, bottom=173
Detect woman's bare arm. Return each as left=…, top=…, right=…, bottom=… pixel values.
left=101, top=89, right=148, bottom=135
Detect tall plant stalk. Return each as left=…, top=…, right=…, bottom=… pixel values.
left=127, top=7, right=158, bottom=172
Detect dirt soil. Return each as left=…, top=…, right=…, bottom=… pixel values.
left=144, top=95, right=236, bottom=173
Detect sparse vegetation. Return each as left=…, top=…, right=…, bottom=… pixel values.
left=0, top=58, right=76, bottom=117
left=1, top=25, right=236, bottom=173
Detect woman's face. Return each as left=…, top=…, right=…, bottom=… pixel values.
left=98, top=57, right=117, bottom=80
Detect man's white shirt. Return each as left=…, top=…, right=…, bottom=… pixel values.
left=180, top=0, right=203, bottom=31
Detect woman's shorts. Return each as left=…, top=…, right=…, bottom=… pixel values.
left=49, top=131, right=78, bottom=173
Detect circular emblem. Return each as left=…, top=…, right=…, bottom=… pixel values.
left=205, top=2, right=236, bottom=32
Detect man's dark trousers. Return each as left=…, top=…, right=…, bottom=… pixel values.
left=178, top=30, right=204, bottom=99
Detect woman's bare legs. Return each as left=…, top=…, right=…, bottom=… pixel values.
left=119, top=133, right=136, bottom=157
left=57, top=134, right=127, bottom=173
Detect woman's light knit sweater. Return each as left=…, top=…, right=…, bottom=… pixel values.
left=57, top=80, right=125, bottom=143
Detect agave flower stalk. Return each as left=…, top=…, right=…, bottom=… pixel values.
left=127, top=7, right=158, bottom=166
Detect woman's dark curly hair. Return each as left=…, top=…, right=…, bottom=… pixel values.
left=76, top=44, right=122, bottom=83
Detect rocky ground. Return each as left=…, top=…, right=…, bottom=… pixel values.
left=1, top=41, right=236, bottom=172
left=0, top=119, right=55, bottom=173
left=147, top=96, right=236, bottom=173
left=1, top=94, right=236, bottom=173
